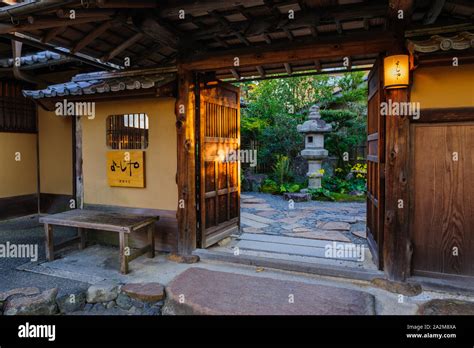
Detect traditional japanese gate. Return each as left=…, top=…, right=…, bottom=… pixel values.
left=366, top=58, right=385, bottom=269
left=197, top=81, right=240, bottom=248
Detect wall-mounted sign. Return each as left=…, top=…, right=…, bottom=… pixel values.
left=107, top=151, right=145, bottom=188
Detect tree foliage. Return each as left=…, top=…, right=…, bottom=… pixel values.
left=239, top=71, right=367, bottom=171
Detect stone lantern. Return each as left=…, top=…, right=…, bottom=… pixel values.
left=297, top=105, right=332, bottom=189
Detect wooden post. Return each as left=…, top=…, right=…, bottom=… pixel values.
left=383, top=0, right=414, bottom=282
left=119, top=232, right=129, bottom=274
left=44, top=224, right=54, bottom=261
left=78, top=227, right=86, bottom=250
left=175, top=66, right=197, bottom=255
left=147, top=224, right=155, bottom=258
left=75, top=116, right=84, bottom=209
left=383, top=57, right=412, bottom=281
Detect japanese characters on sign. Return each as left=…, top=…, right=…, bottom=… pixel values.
left=106, top=151, right=145, bottom=188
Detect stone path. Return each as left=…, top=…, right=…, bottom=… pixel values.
left=240, top=193, right=367, bottom=245
left=164, top=267, right=375, bottom=315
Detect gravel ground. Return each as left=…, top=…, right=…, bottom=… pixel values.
left=0, top=215, right=89, bottom=296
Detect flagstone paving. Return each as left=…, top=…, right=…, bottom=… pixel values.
left=240, top=193, right=367, bottom=245
left=164, top=267, right=376, bottom=315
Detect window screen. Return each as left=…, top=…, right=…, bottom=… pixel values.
left=106, top=113, right=149, bottom=150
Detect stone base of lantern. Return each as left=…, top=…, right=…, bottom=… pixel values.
left=306, top=160, right=323, bottom=189
left=308, top=177, right=321, bottom=189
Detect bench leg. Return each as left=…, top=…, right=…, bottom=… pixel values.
left=78, top=228, right=87, bottom=250
left=119, top=232, right=129, bottom=274
left=147, top=224, right=155, bottom=258
left=44, top=224, right=54, bottom=262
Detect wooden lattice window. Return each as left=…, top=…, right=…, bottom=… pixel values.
left=0, top=79, right=37, bottom=133
left=106, top=114, right=149, bottom=150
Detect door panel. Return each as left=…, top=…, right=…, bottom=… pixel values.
left=411, top=124, right=474, bottom=277
left=366, top=58, right=385, bottom=269
left=199, top=81, right=240, bottom=248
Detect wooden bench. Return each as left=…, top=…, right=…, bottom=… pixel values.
left=39, top=209, right=158, bottom=274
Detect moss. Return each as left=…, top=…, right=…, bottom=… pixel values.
left=330, top=193, right=366, bottom=202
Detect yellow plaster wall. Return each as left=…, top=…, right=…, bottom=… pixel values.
left=38, top=110, right=73, bottom=195
left=0, top=133, right=37, bottom=198
left=82, top=98, right=177, bottom=210
left=411, top=64, right=474, bottom=108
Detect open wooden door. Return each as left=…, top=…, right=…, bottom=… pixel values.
left=366, top=58, right=385, bottom=269
left=197, top=81, right=240, bottom=248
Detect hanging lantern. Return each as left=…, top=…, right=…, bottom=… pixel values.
left=383, top=55, right=410, bottom=89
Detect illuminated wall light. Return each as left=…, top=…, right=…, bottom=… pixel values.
left=384, top=55, right=410, bottom=89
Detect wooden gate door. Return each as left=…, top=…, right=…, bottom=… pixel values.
left=411, top=123, right=474, bottom=278
left=198, top=81, right=240, bottom=248
left=366, top=58, right=385, bottom=269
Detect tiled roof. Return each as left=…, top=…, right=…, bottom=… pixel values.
left=0, top=49, right=68, bottom=68
left=23, top=73, right=175, bottom=99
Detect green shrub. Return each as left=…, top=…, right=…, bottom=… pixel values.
left=308, top=188, right=335, bottom=201
left=272, top=155, right=292, bottom=185
left=260, top=179, right=279, bottom=194
left=278, top=183, right=301, bottom=194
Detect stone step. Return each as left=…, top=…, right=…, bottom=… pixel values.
left=285, top=230, right=351, bottom=243
left=240, top=203, right=274, bottom=210
left=236, top=240, right=361, bottom=261
left=163, top=267, right=375, bottom=315
left=240, top=212, right=274, bottom=225
left=239, top=232, right=355, bottom=249
left=240, top=217, right=268, bottom=229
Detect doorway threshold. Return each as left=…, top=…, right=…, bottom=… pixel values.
left=193, top=248, right=384, bottom=283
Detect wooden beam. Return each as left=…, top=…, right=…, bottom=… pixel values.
left=182, top=32, right=395, bottom=71
left=283, top=27, right=294, bottom=41
left=284, top=62, right=292, bottom=74
left=210, top=10, right=250, bottom=46
left=137, top=16, right=179, bottom=50
left=101, top=32, right=144, bottom=62
left=263, top=33, right=272, bottom=44
left=412, top=107, right=474, bottom=123
left=235, top=31, right=251, bottom=46
left=335, top=19, right=343, bottom=34
left=256, top=65, right=266, bottom=77
left=230, top=68, right=240, bottom=80
left=41, top=26, right=66, bottom=43
left=4, top=33, right=118, bottom=71
left=72, top=20, right=115, bottom=53
left=175, top=66, right=196, bottom=255
left=388, top=0, right=414, bottom=37
left=161, top=0, right=263, bottom=17
left=364, top=17, right=370, bottom=30
left=423, top=0, right=446, bottom=24
left=214, top=36, right=229, bottom=48
left=0, top=16, right=112, bottom=34
left=56, top=9, right=117, bottom=18
left=97, top=0, right=158, bottom=8
left=314, top=59, right=321, bottom=71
